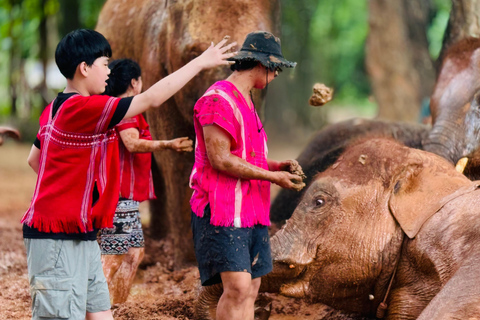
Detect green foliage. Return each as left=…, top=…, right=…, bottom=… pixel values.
left=79, top=0, right=105, bottom=29
left=428, top=0, right=451, bottom=59
left=309, top=0, right=369, bottom=101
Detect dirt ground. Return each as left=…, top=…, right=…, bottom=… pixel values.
left=0, top=142, right=365, bottom=320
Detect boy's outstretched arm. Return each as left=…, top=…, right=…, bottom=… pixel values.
left=125, top=38, right=237, bottom=119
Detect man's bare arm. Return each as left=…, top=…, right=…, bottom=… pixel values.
left=203, top=125, right=304, bottom=191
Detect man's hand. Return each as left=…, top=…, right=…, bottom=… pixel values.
left=167, top=137, right=193, bottom=152
left=272, top=171, right=305, bottom=191
left=277, top=159, right=306, bottom=180
left=196, top=36, right=238, bottom=69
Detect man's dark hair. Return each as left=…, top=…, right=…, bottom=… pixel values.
left=104, top=59, right=141, bottom=97
left=55, top=29, right=112, bottom=80
left=230, top=60, right=259, bottom=72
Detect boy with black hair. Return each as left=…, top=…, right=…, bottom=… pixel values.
left=22, top=29, right=235, bottom=320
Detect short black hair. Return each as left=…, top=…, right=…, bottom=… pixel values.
left=104, top=59, right=142, bottom=97
left=55, top=29, right=112, bottom=80
left=230, top=59, right=259, bottom=72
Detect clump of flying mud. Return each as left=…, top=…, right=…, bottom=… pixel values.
left=309, top=83, right=334, bottom=107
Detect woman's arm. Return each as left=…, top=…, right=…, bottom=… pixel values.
left=203, top=125, right=304, bottom=191
left=119, top=128, right=193, bottom=153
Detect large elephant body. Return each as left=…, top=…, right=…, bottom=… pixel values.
left=266, top=138, right=480, bottom=319
left=96, top=0, right=280, bottom=267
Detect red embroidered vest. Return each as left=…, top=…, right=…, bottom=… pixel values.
left=21, top=94, right=121, bottom=233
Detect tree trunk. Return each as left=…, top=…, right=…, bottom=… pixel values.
left=38, top=0, right=49, bottom=110
left=366, top=0, right=435, bottom=122
left=58, top=0, right=80, bottom=37
left=7, top=1, right=19, bottom=117
left=438, top=0, right=480, bottom=64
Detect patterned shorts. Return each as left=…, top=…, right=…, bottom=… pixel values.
left=99, top=199, right=145, bottom=255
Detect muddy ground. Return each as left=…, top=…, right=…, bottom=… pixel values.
left=0, top=142, right=366, bottom=320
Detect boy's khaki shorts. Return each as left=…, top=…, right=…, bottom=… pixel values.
left=24, top=238, right=111, bottom=320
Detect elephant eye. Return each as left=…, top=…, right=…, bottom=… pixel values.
left=315, top=198, right=325, bottom=207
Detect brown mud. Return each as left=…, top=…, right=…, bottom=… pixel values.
left=0, top=143, right=366, bottom=320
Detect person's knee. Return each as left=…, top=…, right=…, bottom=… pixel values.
left=124, top=247, right=144, bottom=265
left=223, top=280, right=252, bottom=303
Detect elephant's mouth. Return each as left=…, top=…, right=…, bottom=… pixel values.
left=275, top=263, right=311, bottom=298
left=265, top=260, right=311, bottom=298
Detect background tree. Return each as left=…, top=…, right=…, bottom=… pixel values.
left=366, top=0, right=436, bottom=122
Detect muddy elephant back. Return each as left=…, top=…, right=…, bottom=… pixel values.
left=270, top=118, right=430, bottom=224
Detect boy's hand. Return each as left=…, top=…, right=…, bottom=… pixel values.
left=272, top=171, right=305, bottom=191
left=167, top=137, right=193, bottom=152
left=196, top=36, right=237, bottom=70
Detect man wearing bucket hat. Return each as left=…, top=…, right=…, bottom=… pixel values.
left=189, top=31, right=305, bottom=320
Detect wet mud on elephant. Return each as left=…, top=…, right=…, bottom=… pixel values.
left=96, top=0, right=280, bottom=267
left=264, top=138, right=480, bottom=319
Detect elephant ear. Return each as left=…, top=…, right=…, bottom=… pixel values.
left=388, top=161, right=478, bottom=238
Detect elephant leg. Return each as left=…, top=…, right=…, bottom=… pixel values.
left=147, top=101, right=196, bottom=268
left=416, top=254, right=480, bottom=320
left=161, top=149, right=196, bottom=268
left=194, top=284, right=223, bottom=320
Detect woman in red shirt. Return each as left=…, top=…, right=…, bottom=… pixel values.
left=99, top=59, right=193, bottom=304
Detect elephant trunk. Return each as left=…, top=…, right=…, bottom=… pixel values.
left=424, top=118, right=465, bottom=164
left=270, top=220, right=316, bottom=266
left=260, top=221, right=314, bottom=293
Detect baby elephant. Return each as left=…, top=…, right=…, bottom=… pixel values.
left=264, top=138, right=480, bottom=319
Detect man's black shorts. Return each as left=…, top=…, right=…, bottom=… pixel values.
left=191, top=205, right=273, bottom=286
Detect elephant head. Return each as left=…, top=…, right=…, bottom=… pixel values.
left=266, top=138, right=479, bottom=319
left=425, top=37, right=480, bottom=178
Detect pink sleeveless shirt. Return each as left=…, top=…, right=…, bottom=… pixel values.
left=189, top=81, right=270, bottom=228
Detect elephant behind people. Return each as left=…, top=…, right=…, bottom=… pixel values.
left=263, top=138, right=480, bottom=319
left=96, top=0, right=280, bottom=267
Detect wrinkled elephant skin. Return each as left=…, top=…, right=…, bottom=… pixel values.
left=96, top=0, right=280, bottom=267
left=267, top=138, right=480, bottom=319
